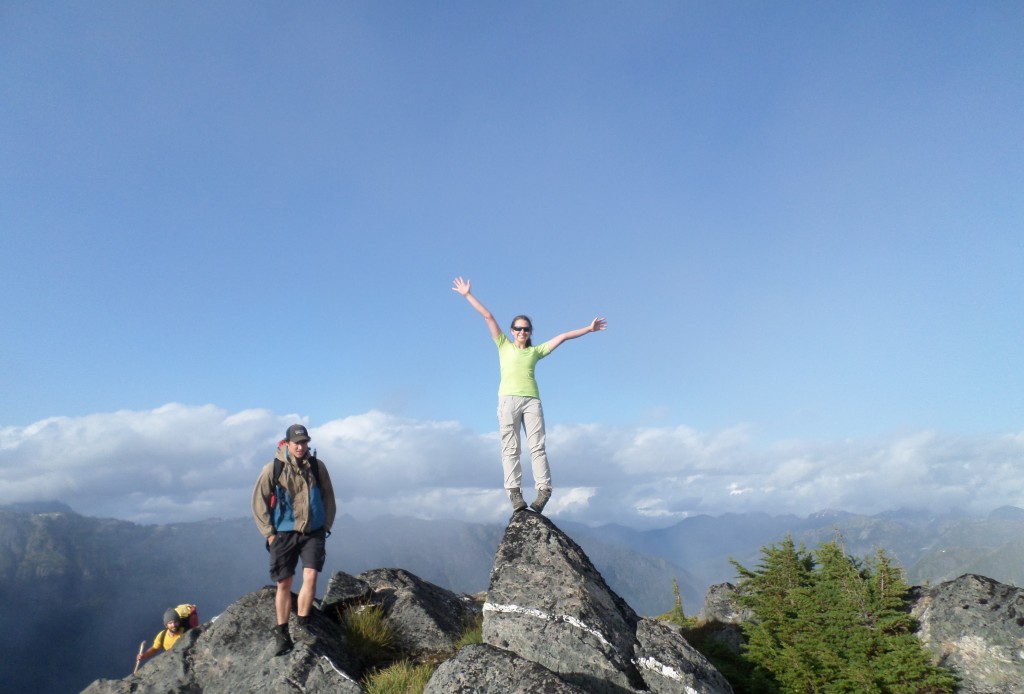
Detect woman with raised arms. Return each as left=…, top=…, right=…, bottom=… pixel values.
left=453, top=276, right=607, bottom=514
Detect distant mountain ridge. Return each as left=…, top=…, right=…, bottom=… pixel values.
left=0, top=499, right=76, bottom=513
left=564, top=505, right=1024, bottom=603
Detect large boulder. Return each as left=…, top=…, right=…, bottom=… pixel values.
left=698, top=582, right=751, bottom=624
left=319, top=570, right=374, bottom=614
left=694, top=582, right=749, bottom=656
left=634, top=618, right=734, bottom=694
left=82, top=587, right=362, bottom=694
left=358, top=567, right=481, bottom=659
left=484, top=511, right=645, bottom=693
left=425, top=643, right=590, bottom=693
left=909, top=573, right=1024, bottom=694
left=483, top=511, right=732, bottom=694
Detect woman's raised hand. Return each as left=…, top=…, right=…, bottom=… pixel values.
left=452, top=276, right=471, bottom=296
left=590, top=317, right=608, bottom=332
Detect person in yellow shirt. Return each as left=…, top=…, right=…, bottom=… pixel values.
left=137, top=606, right=194, bottom=665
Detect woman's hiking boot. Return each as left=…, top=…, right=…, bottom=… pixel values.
left=530, top=487, right=551, bottom=513
left=272, top=624, right=293, bottom=656
left=508, top=488, right=527, bottom=512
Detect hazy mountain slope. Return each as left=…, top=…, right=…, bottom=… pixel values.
left=568, top=508, right=1024, bottom=600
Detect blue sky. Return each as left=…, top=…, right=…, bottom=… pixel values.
left=2, top=2, right=1022, bottom=528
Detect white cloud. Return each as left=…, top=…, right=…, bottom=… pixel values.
left=2, top=405, right=1023, bottom=528
left=315, top=411, right=495, bottom=496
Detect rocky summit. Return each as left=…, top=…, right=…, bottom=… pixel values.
left=84, top=511, right=732, bottom=693
left=82, top=511, right=1024, bottom=693
left=83, top=585, right=364, bottom=694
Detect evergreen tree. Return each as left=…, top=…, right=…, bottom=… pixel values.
left=659, top=577, right=689, bottom=626
left=731, top=536, right=816, bottom=692
left=863, top=550, right=959, bottom=694
left=732, top=537, right=957, bottom=694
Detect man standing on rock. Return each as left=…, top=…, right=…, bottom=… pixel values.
left=252, top=424, right=336, bottom=656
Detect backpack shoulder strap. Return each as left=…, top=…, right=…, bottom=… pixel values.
left=309, top=454, right=322, bottom=488
left=275, top=455, right=321, bottom=488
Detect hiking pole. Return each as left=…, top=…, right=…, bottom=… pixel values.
left=133, top=640, right=145, bottom=674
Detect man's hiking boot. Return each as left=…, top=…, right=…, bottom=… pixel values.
left=530, top=487, right=552, bottom=513
left=508, top=488, right=527, bottom=513
left=272, top=624, right=293, bottom=656
left=293, top=615, right=315, bottom=645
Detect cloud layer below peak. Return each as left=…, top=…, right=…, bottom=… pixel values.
left=2, top=404, right=1021, bottom=527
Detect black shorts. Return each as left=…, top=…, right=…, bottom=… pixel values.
left=267, top=530, right=326, bottom=582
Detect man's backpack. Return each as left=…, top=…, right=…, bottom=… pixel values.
left=269, top=448, right=322, bottom=509
left=168, top=603, right=199, bottom=630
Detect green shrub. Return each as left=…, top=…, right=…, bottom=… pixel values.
left=363, top=660, right=435, bottom=694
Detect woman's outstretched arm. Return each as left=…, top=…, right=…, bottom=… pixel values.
left=453, top=276, right=501, bottom=339
left=546, top=317, right=607, bottom=353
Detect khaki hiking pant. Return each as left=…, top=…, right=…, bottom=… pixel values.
left=498, top=395, right=552, bottom=492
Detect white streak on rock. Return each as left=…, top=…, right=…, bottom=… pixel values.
left=320, top=655, right=358, bottom=683
left=635, top=656, right=683, bottom=681
left=484, top=602, right=613, bottom=648
left=635, top=657, right=700, bottom=694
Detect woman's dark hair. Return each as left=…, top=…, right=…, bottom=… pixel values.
left=510, top=315, right=533, bottom=347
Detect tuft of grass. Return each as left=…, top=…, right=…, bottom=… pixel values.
left=455, top=614, right=483, bottom=650
left=340, top=604, right=396, bottom=668
left=363, top=660, right=435, bottom=694
left=657, top=611, right=699, bottom=628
